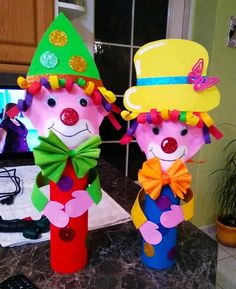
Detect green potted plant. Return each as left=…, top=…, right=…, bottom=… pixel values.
left=212, top=139, right=236, bottom=247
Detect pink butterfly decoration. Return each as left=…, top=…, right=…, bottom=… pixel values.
left=188, top=58, right=219, bottom=91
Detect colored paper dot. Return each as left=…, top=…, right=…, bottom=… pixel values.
left=40, top=77, right=51, bottom=89
left=168, top=246, right=177, bottom=260
left=49, top=30, right=68, bottom=47
left=59, top=78, right=66, bottom=87
left=143, top=242, right=155, bottom=257
left=40, top=51, right=58, bottom=69
left=77, top=77, right=86, bottom=87
left=57, top=175, right=74, bottom=192
left=155, top=195, right=171, bottom=211
left=59, top=226, right=76, bottom=242
left=69, top=56, right=87, bottom=72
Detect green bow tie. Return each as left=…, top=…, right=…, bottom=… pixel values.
left=33, top=131, right=101, bottom=183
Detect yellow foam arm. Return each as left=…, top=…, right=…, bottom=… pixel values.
left=181, top=189, right=194, bottom=221
left=131, top=188, right=147, bottom=229
left=131, top=187, right=194, bottom=229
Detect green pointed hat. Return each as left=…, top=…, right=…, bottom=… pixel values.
left=27, top=13, right=102, bottom=86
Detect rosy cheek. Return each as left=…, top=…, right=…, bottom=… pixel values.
left=172, top=136, right=190, bottom=149
left=26, top=103, right=49, bottom=131
left=79, top=108, right=105, bottom=129
left=135, top=133, right=152, bottom=154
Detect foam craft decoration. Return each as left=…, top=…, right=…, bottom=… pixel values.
left=123, top=39, right=220, bottom=117
left=27, top=13, right=101, bottom=86
left=121, top=39, right=222, bottom=270
left=9, top=13, right=119, bottom=274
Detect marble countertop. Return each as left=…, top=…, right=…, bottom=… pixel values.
left=0, top=160, right=217, bottom=289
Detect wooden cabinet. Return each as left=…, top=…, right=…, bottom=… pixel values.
left=0, top=0, right=54, bottom=74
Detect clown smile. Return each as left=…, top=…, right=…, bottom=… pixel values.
left=45, top=118, right=95, bottom=149
left=148, top=146, right=186, bottom=162
left=48, top=123, right=92, bottom=137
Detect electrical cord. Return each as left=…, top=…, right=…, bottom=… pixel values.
left=0, top=167, right=50, bottom=239
left=0, top=216, right=50, bottom=239
left=0, top=167, right=21, bottom=205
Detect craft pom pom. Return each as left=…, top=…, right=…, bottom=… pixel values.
left=121, top=110, right=138, bottom=121
left=185, top=112, right=200, bottom=126
left=49, top=75, right=59, bottom=89
left=98, top=87, right=116, bottom=104
left=65, top=78, right=73, bottom=92
left=17, top=76, right=30, bottom=89
left=120, top=133, right=133, bottom=144
left=200, top=112, right=214, bottom=127
left=169, top=110, right=180, bottom=122
left=84, top=81, right=95, bottom=96
left=179, top=112, right=187, bottom=122
left=137, top=113, right=147, bottom=124
left=92, top=88, right=102, bottom=105
left=160, top=109, right=170, bottom=121
left=58, top=78, right=66, bottom=88
left=27, top=81, right=41, bottom=95
left=77, top=78, right=86, bottom=88
left=40, top=78, right=51, bottom=89
left=150, top=109, right=162, bottom=125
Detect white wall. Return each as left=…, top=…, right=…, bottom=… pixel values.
left=72, top=0, right=94, bottom=54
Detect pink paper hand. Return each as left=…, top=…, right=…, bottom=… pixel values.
left=160, top=205, right=184, bottom=228
left=43, top=201, right=69, bottom=228
left=65, top=190, right=93, bottom=218
left=139, top=220, right=162, bottom=245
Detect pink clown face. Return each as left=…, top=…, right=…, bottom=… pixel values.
left=135, top=121, right=205, bottom=171
left=25, top=85, right=107, bottom=149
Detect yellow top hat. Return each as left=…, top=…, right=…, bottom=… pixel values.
left=123, top=39, right=220, bottom=118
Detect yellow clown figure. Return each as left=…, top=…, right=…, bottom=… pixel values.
left=120, top=39, right=222, bottom=270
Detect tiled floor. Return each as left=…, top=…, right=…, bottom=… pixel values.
left=203, top=228, right=236, bottom=289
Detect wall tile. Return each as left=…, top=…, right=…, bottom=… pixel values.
left=94, top=43, right=130, bottom=95
left=95, top=0, right=132, bottom=44
left=100, top=143, right=127, bottom=175
left=128, top=142, right=146, bottom=180
left=95, top=0, right=169, bottom=178
left=134, top=0, right=169, bottom=46
left=131, top=47, right=139, bottom=86
left=99, top=97, right=127, bottom=141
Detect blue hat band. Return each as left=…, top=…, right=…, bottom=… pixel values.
left=137, top=76, right=206, bottom=86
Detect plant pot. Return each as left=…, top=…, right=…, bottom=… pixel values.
left=216, top=215, right=236, bottom=247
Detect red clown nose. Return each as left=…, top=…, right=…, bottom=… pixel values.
left=60, top=108, right=79, bottom=126
left=161, top=137, right=178, bottom=153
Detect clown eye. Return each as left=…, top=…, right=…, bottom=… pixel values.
left=47, top=97, right=56, bottom=107
left=152, top=127, right=160, bottom=135
left=80, top=98, right=88, bottom=107
left=181, top=128, right=188, bottom=136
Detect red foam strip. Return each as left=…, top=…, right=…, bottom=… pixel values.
left=111, top=103, right=121, bottom=114
left=27, top=81, right=41, bottom=95
left=209, top=125, right=223, bottom=140
left=107, top=112, right=121, bottom=130
left=6, top=105, right=20, bottom=118
left=120, top=134, right=132, bottom=144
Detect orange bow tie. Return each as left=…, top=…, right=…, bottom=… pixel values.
left=138, top=158, right=192, bottom=200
